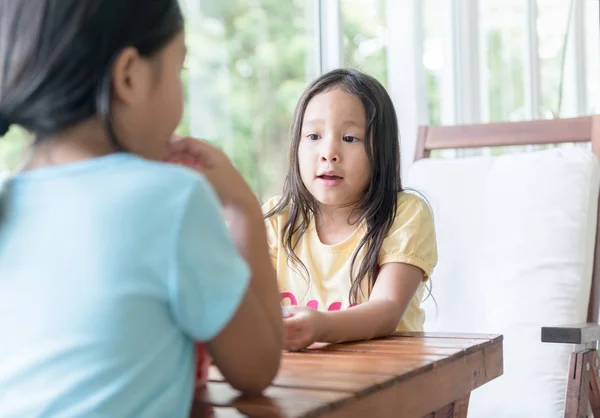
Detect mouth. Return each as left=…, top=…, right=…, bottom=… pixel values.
left=316, top=173, right=344, bottom=186
left=317, top=174, right=343, bottom=181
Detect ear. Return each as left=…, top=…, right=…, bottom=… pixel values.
left=111, top=47, right=149, bottom=106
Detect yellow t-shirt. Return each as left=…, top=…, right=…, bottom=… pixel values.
left=263, top=192, right=438, bottom=332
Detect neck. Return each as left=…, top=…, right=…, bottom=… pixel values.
left=316, top=201, right=365, bottom=230
left=24, top=118, right=117, bottom=170
left=314, top=202, right=363, bottom=245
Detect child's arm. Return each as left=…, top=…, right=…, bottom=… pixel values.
left=167, top=137, right=283, bottom=394
left=284, top=262, right=423, bottom=350
left=208, top=201, right=283, bottom=392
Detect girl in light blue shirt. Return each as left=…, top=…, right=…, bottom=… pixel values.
left=0, top=1, right=282, bottom=417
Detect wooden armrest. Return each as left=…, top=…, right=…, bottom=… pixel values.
left=541, top=323, right=600, bottom=344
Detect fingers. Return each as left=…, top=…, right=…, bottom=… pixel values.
left=284, top=341, right=305, bottom=352
left=284, top=331, right=305, bottom=351
left=284, top=336, right=308, bottom=352
left=283, top=316, right=310, bottom=351
left=168, top=136, right=213, bottom=156
left=165, top=137, right=216, bottom=171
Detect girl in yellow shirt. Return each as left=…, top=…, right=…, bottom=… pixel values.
left=264, top=69, right=438, bottom=351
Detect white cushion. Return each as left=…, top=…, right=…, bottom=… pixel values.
left=408, top=147, right=600, bottom=418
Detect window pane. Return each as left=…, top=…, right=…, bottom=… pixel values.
left=341, top=0, right=388, bottom=86
left=423, top=0, right=443, bottom=126
left=537, top=0, right=572, bottom=118
left=585, top=0, right=599, bottom=114
left=480, top=0, right=527, bottom=122
left=181, top=0, right=318, bottom=201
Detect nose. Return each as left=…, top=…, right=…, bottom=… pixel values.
left=320, top=136, right=340, bottom=163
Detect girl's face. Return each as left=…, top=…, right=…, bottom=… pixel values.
left=112, top=32, right=186, bottom=160
left=298, top=87, right=371, bottom=209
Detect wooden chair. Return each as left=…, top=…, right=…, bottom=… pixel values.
left=412, top=115, right=600, bottom=417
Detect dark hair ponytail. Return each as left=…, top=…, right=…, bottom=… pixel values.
left=0, top=0, right=184, bottom=145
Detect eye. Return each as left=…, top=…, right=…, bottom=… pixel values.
left=307, top=133, right=320, bottom=141
left=343, top=136, right=358, bottom=143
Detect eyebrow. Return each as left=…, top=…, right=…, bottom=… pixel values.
left=303, top=119, right=365, bottom=129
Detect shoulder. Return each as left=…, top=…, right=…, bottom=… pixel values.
left=107, top=157, right=217, bottom=222
left=379, top=191, right=438, bottom=275
left=262, top=195, right=284, bottom=215
left=126, top=157, right=206, bottom=187
left=391, top=192, right=433, bottom=230
left=261, top=195, right=290, bottom=249
left=262, top=195, right=290, bottom=225
left=122, top=157, right=212, bottom=199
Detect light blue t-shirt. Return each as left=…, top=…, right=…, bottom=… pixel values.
left=0, top=153, right=250, bottom=417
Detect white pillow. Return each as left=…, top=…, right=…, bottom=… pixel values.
left=408, top=147, right=600, bottom=418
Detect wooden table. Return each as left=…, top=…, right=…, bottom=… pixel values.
left=194, top=332, right=503, bottom=418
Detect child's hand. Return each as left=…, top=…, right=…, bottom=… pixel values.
left=283, top=306, right=324, bottom=351
left=165, top=136, right=257, bottom=209
left=164, top=140, right=206, bottom=171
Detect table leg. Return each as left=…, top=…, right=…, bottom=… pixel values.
left=423, top=394, right=470, bottom=418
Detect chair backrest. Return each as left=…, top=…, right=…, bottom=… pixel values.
left=415, top=115, right=600, bottom=323
left=409, top=115, right=600, bottom=418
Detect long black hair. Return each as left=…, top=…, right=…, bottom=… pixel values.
left=265, top=69, right=403, bottom=305
left=0, top=0, right=184, bottom=146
